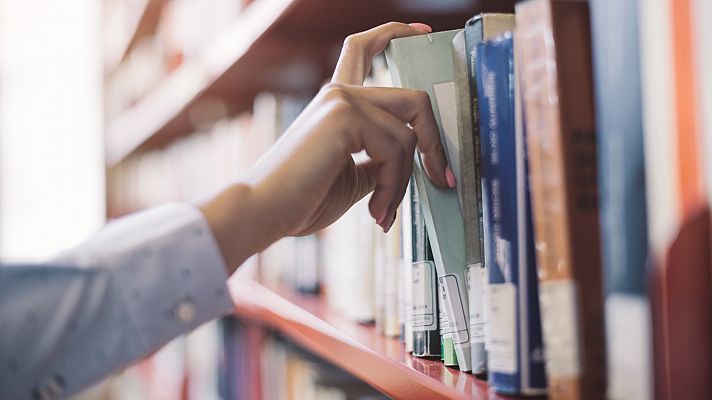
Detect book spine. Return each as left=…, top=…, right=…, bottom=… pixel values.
left=516, top=0, right=605, bottom=399
left=385, top=33, right=473, bottom=371
left=696, top=0, right=712, bottom=206
left=400, top=184, right=414, bottom=351
left=438, top=278, right=458, bottom=366
left=477, top=35, right=517, bottom=393
left=640, top=0, right=712, bottom=398
left=589, top=0, right=652, bottom=398
left=477, top=34, right=547, bottom=395
left=410, top=182, right=441, bottom=358
left=460, top=18, right=488, bottom=376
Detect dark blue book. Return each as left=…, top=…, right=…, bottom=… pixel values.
left=463, top=13, right=515, bottom=376
left=590, top=0, right=652, bottom=398
left=476, top=33, right=547, bottom=395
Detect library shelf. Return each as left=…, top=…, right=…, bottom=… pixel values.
left=105, top=0, right=514, bottom=165
left=105, top=0, right=165, bottom=72
left=230, top=277, right=516, bottom=400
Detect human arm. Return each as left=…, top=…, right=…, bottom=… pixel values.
left=0, top=21, right=452, bottom=398
left=200, top=21, right=454, bottom=274
left=0, top=204, right=234, bottom=399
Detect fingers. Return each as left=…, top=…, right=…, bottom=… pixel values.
left=353, top=99, right=415, bottom=232
left=332, top=22, right=431, bottom=85
left=320, top=86, right=414, bottom=231
left=345, top=105, right=411, bottom=232
left=324, top=84, right=451, bottom=188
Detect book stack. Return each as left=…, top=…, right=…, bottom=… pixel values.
left=379, top=0, right=712, bottom=397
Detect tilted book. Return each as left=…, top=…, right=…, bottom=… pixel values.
left=385, top=29, right=472, bottom=372
left=476, top=33, right=547, bottom=395
left=515, top=0, right=605, bottom=398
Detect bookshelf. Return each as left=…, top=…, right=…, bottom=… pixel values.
left=104, top=0, right=518, bottom=398
left=231, top=277, right=506, bottom=400
left=104, top=0, right=165, bottom=72
left=104, top=0, right=514, bottom=165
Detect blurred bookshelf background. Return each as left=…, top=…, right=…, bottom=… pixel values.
left=1, top=0, right=711, bottom=399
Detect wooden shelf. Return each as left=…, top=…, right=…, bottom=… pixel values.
left=230, top=278, right=519, bottom=400
left=105, top=0, right=514, bottom=165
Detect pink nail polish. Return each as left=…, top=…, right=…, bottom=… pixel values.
left=408, top=22, right=432, bottom=33
left=445, top=166, right=457, bottom=188
left=376, top=208, right=388, bottom=225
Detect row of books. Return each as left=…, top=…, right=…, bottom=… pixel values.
left=381, top=0, right=712, bottom=398
left=107, top=92, right=308, bottom=217
left=221, top=318, right=387, bottom=400
left=105, top=0, right=254, bottom=121
left=107, top=0, right=712, bottom=398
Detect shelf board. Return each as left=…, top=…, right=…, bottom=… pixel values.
left=105, top=0, right=514, bottom=165
left=230, top=278, right=515, bottom=400
left=105, top=0, right=165, bottom=72
left=105, top=0, right=300, bottom=165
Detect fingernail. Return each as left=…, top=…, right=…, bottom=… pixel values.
left=445, top=166, right=457, bottom=188
left=384, top=209, right=397, bottom=233
left=376, top=208, right=388, bottom=225
left=408, top=23, right=432, bottom=33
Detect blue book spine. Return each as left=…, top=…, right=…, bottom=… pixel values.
left=590, top=0, right=652, bottom=398
left=476, top=34, right=547, bottom=395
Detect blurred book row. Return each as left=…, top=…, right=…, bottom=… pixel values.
left=106, top=0, right=712, bottom=399
left=221, top=318, right=388, bottom=400
left=104, top=0, right=255, bottom=121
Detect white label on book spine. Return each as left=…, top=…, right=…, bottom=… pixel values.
left=538, top=280, right=581, bottom=377
left=467, top=264, right=487, bottom=343
left=438, top=274, right=470, bottom=345
left=487, top=283, right=516, bottom=373
left=411, top=261, right=437, bottom=330
left=606, top=294, right=652, bottom=400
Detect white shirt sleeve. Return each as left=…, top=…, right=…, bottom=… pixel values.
left=0, top=204, right=235, bottom=400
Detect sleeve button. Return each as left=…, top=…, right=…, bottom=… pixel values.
left=173, top=298, right=196, bottom=324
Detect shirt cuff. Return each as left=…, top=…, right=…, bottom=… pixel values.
left=54, top=203, right=235, bottom=354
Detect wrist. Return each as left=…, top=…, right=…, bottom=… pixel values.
left=197, top=182, right=282, bottom=275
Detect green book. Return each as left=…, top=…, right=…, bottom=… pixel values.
left=386, top=29, right=472, bottom=372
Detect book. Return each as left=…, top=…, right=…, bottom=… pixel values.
left=374, top=212, right=402, bottom=338
left=476, top=33, right=547, bottom=395
left=589, top=0, right=653, bottom=398
left=385, top=29, right=472, bottom=372
left=399, top=185, right=414, bottom=351
left=321, top=196, right=376, bottom=323
left=515, top=1, right=606, bottom=398
left=639, top=0, right=712, bottom=397
left=409, top=181, right=441, bottom=358
left=452, top=28, right=482, bottom=376
left=462, top=12, right=516, bottom=377
left=697, top=0, right=712, bottom=206
left=438, top=277, right=459, bottom=366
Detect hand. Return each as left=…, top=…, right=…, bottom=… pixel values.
left=200, top=22, right=453, bottom=273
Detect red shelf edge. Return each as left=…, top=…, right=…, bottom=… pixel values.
left=229, top=278, right=490, bottom=400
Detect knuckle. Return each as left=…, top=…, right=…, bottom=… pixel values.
left=343, top=33, right=363, bottom=49
left=320, top=83, right=349, bottom=102
left=405, top=132, right=417, bottom=149
left=414, top=90, right=431, bottom=107
left=325, top=97, right=354, bottom=118
left=384, top=21, right=404, bottom=30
